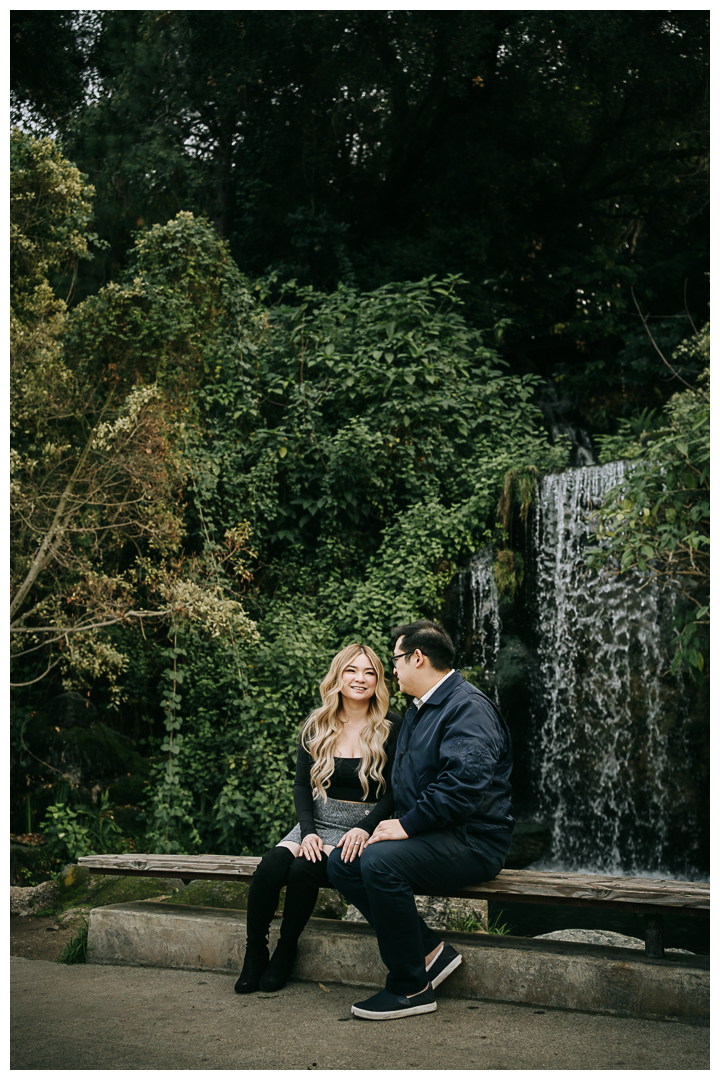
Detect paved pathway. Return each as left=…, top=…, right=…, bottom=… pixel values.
left=11, top=958, right=709, bottom=1071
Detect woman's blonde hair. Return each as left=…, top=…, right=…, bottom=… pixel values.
left=301, top=643, right=391, bottom=802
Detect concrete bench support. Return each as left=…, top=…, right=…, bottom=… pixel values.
left=87, top=901, right=708, bottom=1022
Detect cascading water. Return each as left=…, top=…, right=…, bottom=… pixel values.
left=450, top=461, right=707, bottom=881
left=448, top=547, right=501, bottom=702
left=527, top=462, right=702, bottom=878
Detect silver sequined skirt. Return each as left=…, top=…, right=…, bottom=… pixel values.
left=280, top=794, right=378, bottom=847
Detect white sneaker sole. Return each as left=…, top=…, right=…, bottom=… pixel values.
left=351, top=1001, right=438, bottom=1020
left=431, top=952, right=463, bottom=988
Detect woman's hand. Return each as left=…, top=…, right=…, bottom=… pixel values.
left=337, top=827, right=370, bottom=863
left=298, top=833, right=324, bottom=863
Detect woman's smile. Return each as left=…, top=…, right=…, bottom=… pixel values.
left=340, top=655, right=378, bottom=701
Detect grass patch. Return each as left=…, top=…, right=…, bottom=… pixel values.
left=447, top=910, right=514, bottom=936
left=487, top=911, right=513, bottom=936
left=56, top=919, right=88, bottom=964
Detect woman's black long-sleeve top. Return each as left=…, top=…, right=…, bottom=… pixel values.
left=293, top=713, right=402, bottom=841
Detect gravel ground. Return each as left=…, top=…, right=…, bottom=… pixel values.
left=11, top=957, right=709, bottom=1071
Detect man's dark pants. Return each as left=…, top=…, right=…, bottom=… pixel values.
left=326, top=829, right=505, bottom=996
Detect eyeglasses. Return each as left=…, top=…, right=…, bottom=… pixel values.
left=391, top=651, right=413, bottom=667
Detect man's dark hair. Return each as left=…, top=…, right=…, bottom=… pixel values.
left=391, top=620, right=455, bottom=672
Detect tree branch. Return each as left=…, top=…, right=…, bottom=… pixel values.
left=10, top=608, right=174, bottom=637
left=630, top=288, right=707, bottom=399
left=10, top=654, right=62, bottom=686
left=684, top=278, right=698, bottom=335
left=9, top=388, right=116, bottom=622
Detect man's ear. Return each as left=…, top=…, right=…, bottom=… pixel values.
left=414, top=649, right=425, bottom=667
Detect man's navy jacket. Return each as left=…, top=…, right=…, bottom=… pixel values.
left=392, top=670, right=514, bottom=850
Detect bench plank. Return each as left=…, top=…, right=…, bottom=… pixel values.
left=449, top=873, right=709, bottom=915
left=80, top=854, right=261, bottom=877
left=78, top=855, right=708, bottom=916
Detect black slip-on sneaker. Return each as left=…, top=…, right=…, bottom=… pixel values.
left=351, top=986, right=437, bottom=1020
left=426, top=943, right=463, bottom=989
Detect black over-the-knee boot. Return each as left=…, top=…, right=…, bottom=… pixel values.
left=235, top=845, right=295, bottom=994
left=258, top=852, right=329, bottom=992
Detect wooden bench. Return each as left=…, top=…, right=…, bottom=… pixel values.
left=78, top=854, right=709, bottom=960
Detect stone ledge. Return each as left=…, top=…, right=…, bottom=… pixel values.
left=87, top=901, right=709, bottom=1022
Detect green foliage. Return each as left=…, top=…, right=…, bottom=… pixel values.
left=446, top=909, right=513, bottom=936
left=11, top=11, right=93, bottom=130
left=146, top=270, right=566, bottom=852
left=80, top=253, right=563, bottom=855
left=588, top=341, right=709, bottom=678
left=199, top=274, right=567, bottom=561
left=10, top=12, right=711, bottom=868
left=139, top=612, right=334, bottom=855
left=486, top=911, right=513, bottom=936
left=493, top=550, right=525, bottom=603
left=498, top=467, right=541, bottom=526
left=8, top=142, right=598, bottom=857
left=10, top=129, right=97, bottom=443
left=10, top=128, right=96, bottom=309
left=40, top=792, right=128, bottom=864
left=11, top=181, right=259, bottom=704
left=142, top=633, right=202, bottom=855
left=25, top=9, right=706, bottom=428
left=66, top=211, right=255, bottom=398
left=446, top=911, right=484, bottom=934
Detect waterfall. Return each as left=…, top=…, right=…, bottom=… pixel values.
left=450, top=547, right=501, bottom=701
left=450, top=461, right=707, bottom=880
left=528, top=462, right=701, bottom=877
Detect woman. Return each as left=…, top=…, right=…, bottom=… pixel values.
left=235, top=643, right=401, bottom=994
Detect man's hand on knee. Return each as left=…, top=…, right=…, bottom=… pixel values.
left=366, top=819, right=409, bottom=845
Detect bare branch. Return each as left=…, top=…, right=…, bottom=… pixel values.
left=10, top=654, right=62, bottom=686
left=10, top=608, right=174, bottom=636
left=630, top=288, right=708, bottom=400
left=684, top=278, right=698, bottom=335
left=10, top=388, right=116, bottom=621
left=17, top=728, right=80, bottom=784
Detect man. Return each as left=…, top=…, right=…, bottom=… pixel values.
left=327, top=619, right=514, bottom=1020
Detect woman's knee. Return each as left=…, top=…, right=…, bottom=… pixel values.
left=253, top=845, right=294, bottom=886
left=287, top=853, right=328, bottom=887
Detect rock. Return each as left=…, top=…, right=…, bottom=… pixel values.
left=504, top=822, right=552, bottom=870
left=53, top=868, right=343, bottom=921
left=494, top=637, right=539, bottom=818
left=57, top=864, right=187, bottom=909
left=533, top=928, right=694, bottom=954
left=161, top=879, right=250, bottom=910
left=342, top=904, right=365, bottom=923
left=312, top=888, right=346, bottom=920
left=49, top=691, right=98, bottom=729
left=495, top=637, right=535, bottom=696
left=38, top=693, right=149, bottom=790
left=56, top=864, right=97, bottom=905
left=57, top=906, right=93, bottom=928
left=343, top=895, right=488, bottom=932
left=86, top=874, right=190, bottom=907
left=414, top=895, right=488, bottom=932
left=10, top=880, right=61, bottom=917
left=162, top=880, right=346, bottom=920
left=46, top=723, right=141, bottom=788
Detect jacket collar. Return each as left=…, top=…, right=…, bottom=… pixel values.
left=407, top=669, right=464, bottom=720
left=422, top=668, right=464, bottom=707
